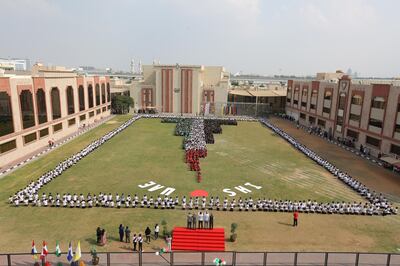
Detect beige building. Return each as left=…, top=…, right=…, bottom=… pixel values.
left=0, top=64, right=111, bottom=168
left=286, top=73, right=400, bottom=157
left=129, top=64, right=230, bottom=114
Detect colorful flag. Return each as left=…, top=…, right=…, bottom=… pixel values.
left=31, top=240, right=38, bottom=259
left=73, top=241, right=81, bottom=262
left=67, top=242, right=74, bottom=262
left=55, top=241, right=61, bottom=257
left=40, top=241, right=48, bottom=260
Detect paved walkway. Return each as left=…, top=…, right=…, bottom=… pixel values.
left=0, top=115, right=115, bottom=178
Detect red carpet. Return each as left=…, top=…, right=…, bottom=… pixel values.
left=171, top=227, right=225, bottom=251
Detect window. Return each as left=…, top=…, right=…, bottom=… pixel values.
left=107, top=105, right=111, bottom=110
left=89, top=111, right=94, bottom=117
left=391, top=144, right=400, bottom=156
left=351, top=95, right=362, bottom=105
left=300, top=113, right=306, bottom=119
left=318, top=119, right=326, bottom=127
left=66, top=86, right=75, bottom=115
left=101, top=84, right=106, bottom=104
left=88, top=84, right=94, bottom=108
left=78, top=85, right=85, bottom=111
left=395, top=124, right=400, bottom=133
left=310, top=104, right=316, bottom=109
left=36, top=89, right=47, bottom=124
left=397, top=103, right=400, bottom=113
left=349, top=113, right=361, bottom=122
left=39, top=128, right=49, bottom=138
left=336, top=116, right=344, bottom=126
left=19, top=90, right=35, bottom=129
left=102, top=106, right=106, bottom=112
left=68, top=118, right=76, bottom=126
left=0, top=91, right=14, bottom=136
left=366, top=135, right=380, bottom=147
left=324, top=90, right=332, bottom=100
left=0, top=139, right=16, bottom=154
left=293, top=100, right=298, bottom=105
left=23, top=132, right=37, bottom=144
left=95, top=84, right=100, bottom=106
left=338, top=93, right=346, bottom=110
left=371, top=97, right=385, bottom=109
left=79, top=114, right=86, bottom=121
left=309, top=116, right=316, bottom=124
left=107, top=83, right=111, bottom=102
left=301, top=102, right=307, bottom=107
left=347, top=129, right=359, bottom=140
left=53, top=123, right=62, bottom=132
left=51, top=87, right=61, bottom=120
left=311, top=90, right=318, bottom=99
left=286, top=98, right=291, bottom=103
left=323, top=107, right=330, bottom=114
left=302, top=89, right=308, bottom=97
left=96, top=109, right=101, bottom=114
left=369, top=118, right=383, bottom=128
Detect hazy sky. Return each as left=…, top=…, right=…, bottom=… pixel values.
left=1, top=0, right=399, bottom=77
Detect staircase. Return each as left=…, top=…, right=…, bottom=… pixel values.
left=171, top=227, right=225, bottom=251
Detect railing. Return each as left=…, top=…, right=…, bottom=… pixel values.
left=0, top=251, right=399, bottom=266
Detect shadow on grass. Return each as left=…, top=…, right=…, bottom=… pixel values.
left=278, top=221, right=293, bottom=227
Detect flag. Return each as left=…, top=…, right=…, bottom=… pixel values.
left=73, top=241, right=81, bottom=262
left=31, top=240, right=38, bottom=259
left=67, top=242, right=74, bottom=262
left=40, top=241, right=48, bottom=260
left=55, top=241, right=61, bottom=257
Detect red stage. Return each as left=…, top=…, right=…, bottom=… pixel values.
left=171, top=227, right=225, bottom=251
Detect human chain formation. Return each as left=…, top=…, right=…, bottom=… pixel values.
left=7, top=114, right=396, bottom=216
left=9, top=193, right=397, bottom=216
left=259, top=118, right=397, bottom=216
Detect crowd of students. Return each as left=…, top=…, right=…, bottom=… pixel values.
left=259, top=118, right=397, bottom=216
left=9, top=190, right=397, bottom=216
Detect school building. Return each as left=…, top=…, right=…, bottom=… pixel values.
left=285, top=72, right=400, bottom=157
left=129, top=64, right=230, bottom=115
left=0, top=64, right=111, bottom=168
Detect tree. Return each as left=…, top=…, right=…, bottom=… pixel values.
left=111, top=95, right=134, bottom=114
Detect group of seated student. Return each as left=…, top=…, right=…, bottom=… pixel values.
left=9, top=116, right=142, bottom=207
left=11, top=191, right=397, bottom=216
left=259, top=118, right=397, bottom=216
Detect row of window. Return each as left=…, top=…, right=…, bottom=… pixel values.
left=0, top=105, right=111, bottom=154
left=0, top=83, right=111, bottom=137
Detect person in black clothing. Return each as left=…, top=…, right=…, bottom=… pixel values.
left=132, top=234, right=137, bottom=251
left=96, top=227, right=101, bottom=243
left=138, top=234, right=143, bottom=252
left=145, top=227, right=151, bottom=242
left=209, top=213, right=214, bottom=229
left=119, top=224, right=124, bottom=242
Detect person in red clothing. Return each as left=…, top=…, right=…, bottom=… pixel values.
left=293, top=211, right=299, bottom=226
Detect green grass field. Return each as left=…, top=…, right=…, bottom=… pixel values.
left=40, top=118, right=363, bottom=202
left=0, top=115, right=399, bottom=253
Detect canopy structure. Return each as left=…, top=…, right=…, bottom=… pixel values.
left=380, top=156, right=400, bottom=166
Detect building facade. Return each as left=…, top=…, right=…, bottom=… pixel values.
left=0, top=64, right=111, bottom=168
left=285, top=75, right=400, bottom=157
left=130, top=64, right=230, bottom=114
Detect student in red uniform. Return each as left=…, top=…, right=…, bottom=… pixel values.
left=293, top=211, right=299, bottom=226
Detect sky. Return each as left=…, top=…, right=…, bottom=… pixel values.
left=1, top=0, right=400, bottom=77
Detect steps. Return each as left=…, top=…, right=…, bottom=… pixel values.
left=171, top=227, right=225, bottom=251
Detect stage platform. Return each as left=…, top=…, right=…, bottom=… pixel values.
left=171, top=227, right=225, bottom=251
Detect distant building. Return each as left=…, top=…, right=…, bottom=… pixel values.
left=286, top=72, right=400, bottom=157
left=0, top=64, right=111, bottom=167
left=0, top=58, right=30, bottom=71
left=130, top=63, right=230, bottom=114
